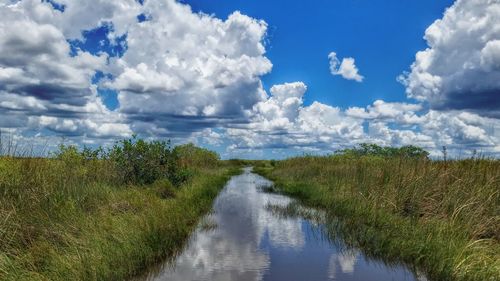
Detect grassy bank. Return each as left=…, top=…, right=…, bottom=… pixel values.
left=0, top=139, right=239, bottom=281
left=255, top=151, right=499, bottom=281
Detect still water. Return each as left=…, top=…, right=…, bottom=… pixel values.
left=138, top=168, right=423, bottom=281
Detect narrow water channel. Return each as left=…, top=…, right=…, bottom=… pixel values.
left=138, top=167, right=424, bottom=281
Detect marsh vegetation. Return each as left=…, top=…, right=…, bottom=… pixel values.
left=0, top=137, right=238, bottom=281
left=1, top=140, right=498, bottom=281
left=255, top=144, right=500, bottom=281
left=136, top=168, right=421, bottom=281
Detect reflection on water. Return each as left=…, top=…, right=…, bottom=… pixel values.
left=138, top=167, right=422, bottom=281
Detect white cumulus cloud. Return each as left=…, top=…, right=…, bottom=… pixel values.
left=328, top=52, right=364, bottom=82
left=226, top=82, right=500, bottom=157
left=399, top=0, right=500, bottom=117
left=104, top=2, right=272, bottom=137
left=0, top=1, right=130, bottom=139
left=1, top=0, right=498, bottom=158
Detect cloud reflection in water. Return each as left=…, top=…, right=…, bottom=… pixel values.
left=141, top=168, right=420, bottom=281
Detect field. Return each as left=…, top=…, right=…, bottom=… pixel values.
left=255, top=152, right=500, bottom=281
left=0, top=139, right=239, bottom=281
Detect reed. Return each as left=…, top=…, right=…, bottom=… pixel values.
left=255, top=153, right=500, bottom=281
left=0, top=139, right=239, bottom=281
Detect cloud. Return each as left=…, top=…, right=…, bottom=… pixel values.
left=399, top=0, right=500, bottom=117
left=0, top=0, right=498, bottom=158
left=346, top=100, right=424, bottom=124
left=250, top=82, right=307, bottom=131
left=0, top=5, right=105, bottom=105
left=226, top=82, right=500, bottom=157
left=1, top=0, right=272, bottom=141
left=15, top=0, right=142, bottom=39
left=226, top=82, right=365, bottom=152
left=103, top=2, right=272, bottom=137
left=421, top=110, right=498, bottom=147
left=0, top=1, right=130, bottom=138
left=328, top=52, right=364, bottom=82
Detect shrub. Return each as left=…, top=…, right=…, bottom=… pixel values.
left=107, top=136, right=178, bottom=185
left=337, top=143, right=429, bottom=159
left=174, top=143, right=220, bottom=168
left=51, top=137, right=221, bottom=187
left=54, top=144, right=84, bottom=165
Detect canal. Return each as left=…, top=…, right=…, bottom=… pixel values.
left=137, top=167, right=423, bottom=281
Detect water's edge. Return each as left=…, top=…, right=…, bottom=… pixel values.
left=135, top=167, right=423, bottom=281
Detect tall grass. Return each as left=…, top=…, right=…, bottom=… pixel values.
left=256, top=153, right=500, bottom=281
left=0, top=138, right=239, bottom=281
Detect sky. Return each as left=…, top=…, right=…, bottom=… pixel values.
left=185, top=0, right=454, bottom=108
left=0, top=0, right=499, bottom=159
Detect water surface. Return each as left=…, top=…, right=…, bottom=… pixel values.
left=138, top=168, right=423, bottom=281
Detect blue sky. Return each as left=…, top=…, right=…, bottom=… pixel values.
left=0, top=0, right=499, bottom=158
left=184, top=0, right=454, bottom=109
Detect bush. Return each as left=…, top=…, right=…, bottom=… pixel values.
left=52, top=144, right=110, bottom=185
left=107, top=136, right=178, bottom=185
left=337, top=143, right=429, bottom=159
left=174, top=143, right=220, bottom=168
left=54, top=144, right=84, bottom=165
left=51, top=137, right=221, bottom=187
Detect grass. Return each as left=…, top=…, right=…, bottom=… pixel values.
left=0, top=144, right=240, bottom=280
left=2, top=138, right=498, bottom=281
left=255, top=155, right=500, bottom=281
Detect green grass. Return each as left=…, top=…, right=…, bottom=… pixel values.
left=255, top=155, right=500, bottom=281
left=0, top=155, right=240, bottom=281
